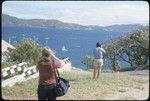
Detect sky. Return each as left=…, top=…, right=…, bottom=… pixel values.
left=2, top=1, right=149, bottom=26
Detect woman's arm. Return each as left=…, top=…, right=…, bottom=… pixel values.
left=54, top=60, right=65, bottom=68
left=60, top=60, right=65, bottom=67
left=48, top=48, right=66, bottom=68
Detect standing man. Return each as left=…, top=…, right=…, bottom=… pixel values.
left=93, top=42, right=105, bottom=79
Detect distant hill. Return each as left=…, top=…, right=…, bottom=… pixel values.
left=2, top=14, right=87, bottom=30
left=2, top=14, right=143, bottom=32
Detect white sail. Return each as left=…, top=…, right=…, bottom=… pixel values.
left=62, top=45, right=68, bottom=52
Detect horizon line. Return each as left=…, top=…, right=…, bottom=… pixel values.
left=2, top=13, right=148, bottom=27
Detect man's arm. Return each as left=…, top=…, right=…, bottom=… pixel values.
left=101, top=48, right=106, bottom=54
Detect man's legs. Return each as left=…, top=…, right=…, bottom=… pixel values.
left=93, top=60, right=97, bottom=79
left=97, top=62, right=101, bottom=78
left=93, top=66, right=96, bottom=79
left=97, top=59, right=103, bottom=78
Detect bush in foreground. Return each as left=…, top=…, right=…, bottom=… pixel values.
left=7, top=38, right=42, bottom=67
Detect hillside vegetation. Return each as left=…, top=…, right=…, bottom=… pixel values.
left=2, top=70, right=149, bottom=100
left=82, top=26, right=149, bottom=71
left=2, top=14, right=142, bottom=31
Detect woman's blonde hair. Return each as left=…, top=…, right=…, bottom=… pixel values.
left=42, top=47, right=53, bottom=58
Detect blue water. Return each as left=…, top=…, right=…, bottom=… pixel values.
left=2, top=26, right=128, bottom=69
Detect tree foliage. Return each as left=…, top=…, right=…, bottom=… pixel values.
left=104, top=26, right=149, bottom=71
left=8, top=38, right=43, bottom=66
left=82, top=27, right=149, bottom=71
left=82, top=55, right=94, bottom=70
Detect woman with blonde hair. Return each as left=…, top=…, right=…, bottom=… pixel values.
left=36, top=47, right=65, bottom=100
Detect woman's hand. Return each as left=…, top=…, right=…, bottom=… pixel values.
left=60, top=60, right=65, bottom=67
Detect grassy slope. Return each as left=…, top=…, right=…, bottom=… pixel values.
left=2, top=70, right=149, bottom=100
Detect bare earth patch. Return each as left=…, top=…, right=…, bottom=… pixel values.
left=102, top=82, right=149, bottom=100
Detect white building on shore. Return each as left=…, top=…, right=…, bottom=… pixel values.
left=2, top=40, right=15, bottom=62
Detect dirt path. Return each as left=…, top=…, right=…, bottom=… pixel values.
left=102, top=70, right=149, bottom=100
left=123, top=70, right=149, bottom=76
left=103, top=82, right=149, bottom=100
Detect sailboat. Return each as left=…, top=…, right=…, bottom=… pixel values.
left=62, top=45, right=68, bottom=52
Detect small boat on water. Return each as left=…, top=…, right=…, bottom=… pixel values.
left=62, top=45, right=68, bottom=52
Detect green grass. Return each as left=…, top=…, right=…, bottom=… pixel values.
left=2, top=70, right=149, bottom=100
left=1, top=61, right=17, bottom=69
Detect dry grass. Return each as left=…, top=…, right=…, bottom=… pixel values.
left=2, top=70, right=149, bottom=100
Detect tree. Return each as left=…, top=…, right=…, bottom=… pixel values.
left=8, top=38, right=43, bottom=66
left=130, top=27, right=149, bottom=65
left=82, top=55, right=94, bottom=70
left=104, top=26, right=149, bottom=71
left=104, top=36, right=126, bottom=71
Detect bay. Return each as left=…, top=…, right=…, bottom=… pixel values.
left=2, top=26, right=128, bottom=69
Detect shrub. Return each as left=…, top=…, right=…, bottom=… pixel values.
left=82, top=55, right=94, bottom=70
left=7, top=38, right=42, bottom=66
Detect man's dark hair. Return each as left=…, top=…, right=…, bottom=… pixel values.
left=96, top=42, right=101, bottom=47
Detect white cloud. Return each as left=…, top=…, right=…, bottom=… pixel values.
left=55, top=4, right=149, bottom=26
left=2, top=1, right=149, bottom=26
